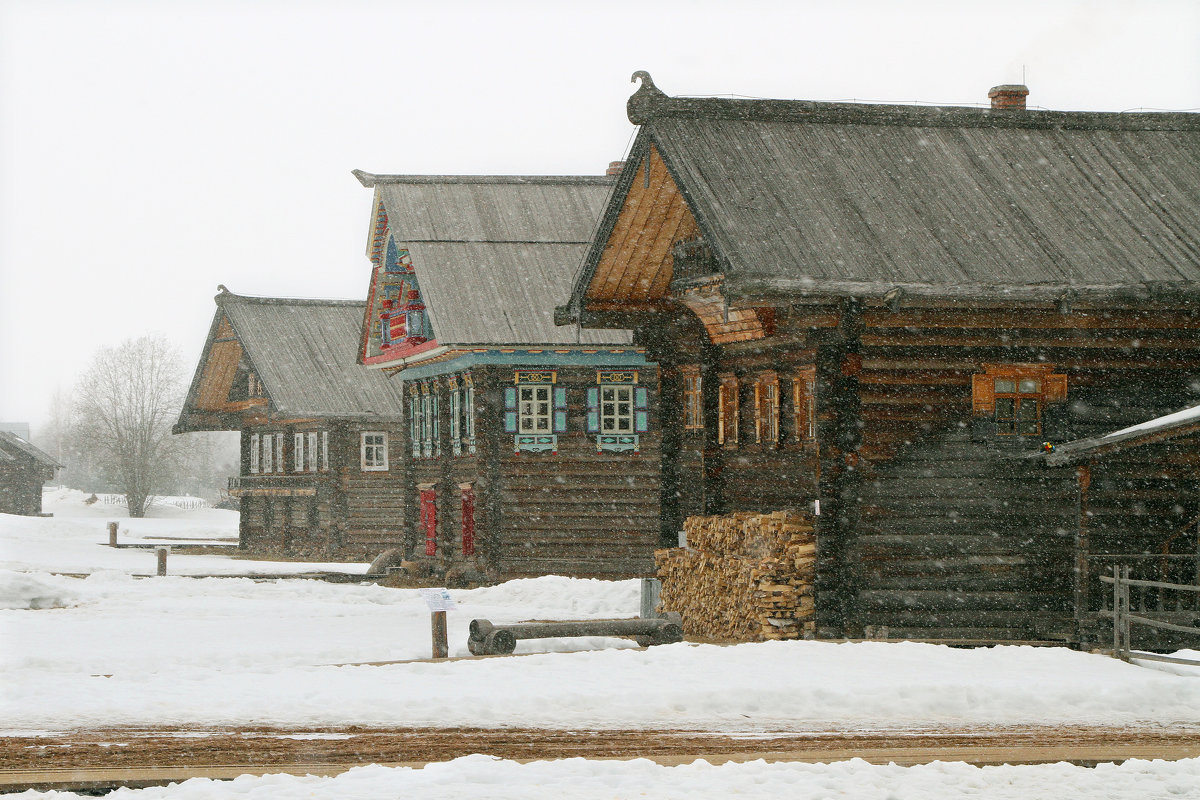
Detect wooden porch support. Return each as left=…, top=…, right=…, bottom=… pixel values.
left=1073, top=463, right=1092, bottom=644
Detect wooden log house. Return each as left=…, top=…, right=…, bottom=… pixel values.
left=557, top=74, right=1200, bottom=643
left=175, top=290, right=409, bottom=558
left=0, top=430, right=60, bottom=516
left=353, top=171, right=662, bottom=581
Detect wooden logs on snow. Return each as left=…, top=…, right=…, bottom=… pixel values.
left=655, top=511, right=816, bottom=642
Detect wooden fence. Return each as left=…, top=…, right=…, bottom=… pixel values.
left=1099, top=565, right=1200, bottom=667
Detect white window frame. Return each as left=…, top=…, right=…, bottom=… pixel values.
left=518, top=385, right=553, bottom=434
left=361, top=431, right=388, bottom=471
left=320, top=431, right=329, bottom=471
left=294, top=433, right=306, bottom=473
left=261, top=434, right=273, bottom=473
left=249, top=433, right=259, bottom=473
left=274, top=434, right=283, bottom=474
left=599, top=384, right=635, bottom=435
left=306, top=432, right=318, bottom=473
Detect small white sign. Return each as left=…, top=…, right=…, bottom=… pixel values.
left=419, top=587, right=456, bottom=612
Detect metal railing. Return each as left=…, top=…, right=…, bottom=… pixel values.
left=1099, top=565, right=1200, bottom=666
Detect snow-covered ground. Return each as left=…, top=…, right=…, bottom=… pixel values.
left=1, top=488, right=370, bottom=575
left=4, top=489, right=1200, bottom=797
left=10, top=756, right=1200, bottom=800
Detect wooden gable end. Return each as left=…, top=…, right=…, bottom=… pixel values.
left=585, top=145, right=698, bottom=307
left=190, top=313, right=268, bottom=417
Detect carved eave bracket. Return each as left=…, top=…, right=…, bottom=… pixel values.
left=676, top=278, right=772, bottom=345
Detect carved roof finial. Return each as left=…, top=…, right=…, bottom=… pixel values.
left=627, top=70, right=668, bottom=125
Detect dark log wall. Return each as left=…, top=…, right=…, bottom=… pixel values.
left=236, top=423, right=406, bottom=560
left=0, top=463, right=49, bottom=515
left=840, top=300, right=1200, bottom=641
left=484, top=365, right=661, bottom=578
left=397, top=363, right=662, bottom=580
left=643, top=298, right=1200, bottom=641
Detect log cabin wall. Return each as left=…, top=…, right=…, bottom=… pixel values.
left=396, top=363, right=661, bottom=580
left=483, top=364, right=660, bottom=578
left=235, top=422, right=406, bottom=560
left=833, top=299, right=1200, bottom=641
left=647, top=297, right=1200, bottom=642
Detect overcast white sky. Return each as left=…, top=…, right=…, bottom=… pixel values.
left=2, top=0, right=1198, bottom=428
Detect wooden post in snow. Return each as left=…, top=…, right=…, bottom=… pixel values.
left=156, top=547, right=169, bottom=576
left=431, top=611, right=449, bottom=659
left=108, top=522, right=118, bottom=547
left=419, top=588, right=455, bottom=660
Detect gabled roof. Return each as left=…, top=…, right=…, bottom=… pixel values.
left=176, top=290, right=407, bottom=432
left=354, top=173, right=632, bottom=350
left=0, top=431, right=61, bottom=469
left=563, top=74, right=1200, bottom=318
left=1044, top=404, right=1200, bottom=466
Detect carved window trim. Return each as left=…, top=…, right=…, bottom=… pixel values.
left=718, top=373, right=738, bottom=447
left=793, top=367, right=817, bottom=443
left=681, top=365, right=703, bottom=432
left=754, top=371, right=780, bottom=446
left=971, top=364, right=1067, bottom=437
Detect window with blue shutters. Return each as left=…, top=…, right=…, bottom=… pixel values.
left=509, top=370, right=559, bottom=453
left=591, top=371, right=645, bottom=452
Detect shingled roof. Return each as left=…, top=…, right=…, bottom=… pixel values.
left=0, top=431, right=60, bottom=469
left=565, top=75, right=1200, bottom=314
left=176, top=291, right=407, bottom=432
left=354, top=173, right=632, bottom=347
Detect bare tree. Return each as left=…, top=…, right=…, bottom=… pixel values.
left=71, top=335, right=185, bottom=517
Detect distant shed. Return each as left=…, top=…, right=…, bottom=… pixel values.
left=0, top=431, right=60, bottom=516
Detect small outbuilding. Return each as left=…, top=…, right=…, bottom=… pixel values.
left=0, top=430, right=60, bottom=516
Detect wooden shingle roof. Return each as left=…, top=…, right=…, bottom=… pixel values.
left=565, top=77, right=1200, bottom=315
left=176, top=292, right=407, bottom=431
left=0, top=431, right=60, bottom=469
left=355, top=173, right=633, bottom=347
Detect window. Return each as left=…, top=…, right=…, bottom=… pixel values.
left=718, top=374, right=739, bottom=446
left=320, top=431, right=329, bottom=471
left=306, top=432, right=318, bottom=473
left=520, top=385, right=552, bottom=433
left=274, top=435, right=283, bottom=474
left=682, top=366, right=703, bottom=431
left=504, top=371, right=564, bottom=453
left=409, top=386, right=421, bottom=458
left=754, top=372, right=780, bottom=446
left=361, top=432, right=388, bottom=471
left=587, top=371, right=647, bottom=452
left=971, top=364, right=1067, bottom=437
left=793, top=367, right=817, bottom=443
left=294, top=433, right=306, bottom=473
left=463, top=375, right=476, bottom=454
left=449, top=377, right=462, bottom=456
left=249, top=433, right=259, bottom=474
left=261, top=434, right=274, bottom=473
left=448, top=374, right=476, bottom=457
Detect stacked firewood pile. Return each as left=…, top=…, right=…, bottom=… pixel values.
left=655, top=511, right=816, bottom=642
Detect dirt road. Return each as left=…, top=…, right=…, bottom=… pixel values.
left=3, top=725, right=1199, bottom=791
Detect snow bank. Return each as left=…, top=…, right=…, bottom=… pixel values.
left=0, top=569, right=78, bottom=609
left=10, top=756, right=1200, bottom=800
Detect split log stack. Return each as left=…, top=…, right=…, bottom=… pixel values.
left=655, top=511, right=816, bottom=642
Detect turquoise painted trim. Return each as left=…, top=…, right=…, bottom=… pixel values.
left=597, top=434, right=639, bottom=453
left=395, top=349, right=652, bottom=382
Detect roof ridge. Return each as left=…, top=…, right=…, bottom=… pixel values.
left=353, top=171, right=615, bottom=188
left=214, top=288, right=364, bottom=308
left=626, top=73, right=1200, bottom=131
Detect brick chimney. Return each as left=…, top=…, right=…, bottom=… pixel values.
left=606, top=161, right=626, bottom=176
left=989, top=84, right=1029, bottom=111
